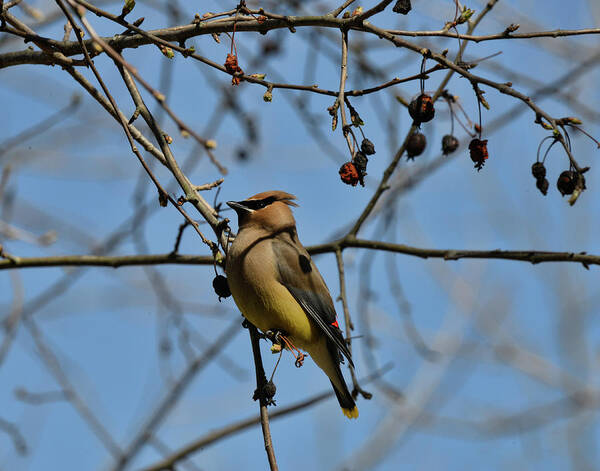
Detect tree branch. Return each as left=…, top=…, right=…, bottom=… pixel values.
left=311, top=237, right=600, bottom=269
left=247, top=323, right=278, bottom=471
left=1, top=242, right=598, bottom=271
left=142, top=365, right=392, bottom=471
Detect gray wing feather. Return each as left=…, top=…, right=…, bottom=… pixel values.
left=273, top=232, right=354, bottom=367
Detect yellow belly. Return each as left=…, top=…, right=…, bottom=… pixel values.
left=230, top=280, right=319, bottom=351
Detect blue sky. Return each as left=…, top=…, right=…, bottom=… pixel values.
left=1, top=1, right=600, bottom=470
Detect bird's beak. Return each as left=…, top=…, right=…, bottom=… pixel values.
left=226, top=200, right=248, bottom=212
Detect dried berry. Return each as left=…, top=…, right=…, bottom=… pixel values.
left=263, top=380, right=276, bottom=400
left=353, top=152, right=368, bottom=174
left=224, top=53, right=243, bottom=86
left=556, top=170, right=577, bottom=196
left=253, top=379, right=277, bottom=405
left=441, top=134, right=459, bottom=155
left=352, top=152, right=368, bottom=186
left=406, top=132, right=426, bottom=160
left=469, top=138, right=489, bottom=171
left=361, top=138, right=376, bottom=155
left=213, top=275, right=231, bottom=301
left=339, top=161, right=360, bottom=186
left=531, top=162, right=546, bottom=180
left=393, top=0, right=412, bottom=14
left=408, top=93, right=435, bottom=124
left=536, top=177, right=549, bottom=195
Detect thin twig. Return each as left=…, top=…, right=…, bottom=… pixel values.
left=348, top=1, right=502, bottom=235
left=0, top=95, right=80, bottom=158
left=337, top=28, right=354, bottom=156
left=335, top=249, right=372, bottom=400
left=115, top=63, right=220, bottom=252
left=69, top=0, right=227, bottom=174
left=0, top=416, right=27, bottom=455
left=329, top=0, right=357, bottom=17
left=142, top=365, right=393, bottom=471
left=24, top=315, right=121, bottom=456
left=247, top=323, right=278, bottom=471
left=112, top=320, right=242, bottom=471
left=0, top=272, right=23, bottom=367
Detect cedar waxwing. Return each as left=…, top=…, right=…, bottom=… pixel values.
left=225, top=191, right=358, bottom=419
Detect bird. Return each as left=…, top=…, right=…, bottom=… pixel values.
left=225, top=190, right=358, bottom=419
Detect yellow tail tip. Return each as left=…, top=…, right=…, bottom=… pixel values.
left=342, top=406, right=359, bottom=419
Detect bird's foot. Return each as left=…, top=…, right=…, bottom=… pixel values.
left=277, top=333, right=307, bottom=368
left=264, top=330, right=308, bottom=368
left=264, top=329, right=287, bottom=344
left=293, top=350, right=306, bottom=368
left=352, top=385, right=373, bottom=400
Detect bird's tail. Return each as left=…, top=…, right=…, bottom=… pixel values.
left=331, top=379, right=359, bottom=419
left=317, top=339, right=359, bottom=419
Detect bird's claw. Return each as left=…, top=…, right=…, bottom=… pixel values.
left=265, top=330, right=307, bottom=367
left=294, top=352, right=306, bottom=368
left=265, top=329, right=287, bottom=345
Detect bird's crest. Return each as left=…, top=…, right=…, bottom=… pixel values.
left=247, top=191, right=298, bottom=207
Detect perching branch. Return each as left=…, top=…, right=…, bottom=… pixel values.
left=247, top=322, right=279, bottom=471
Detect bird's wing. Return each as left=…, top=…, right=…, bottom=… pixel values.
left=273, top=231, right=354, bottom=367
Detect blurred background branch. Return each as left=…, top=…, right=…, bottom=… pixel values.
left=1, top=1, right=599, bottom=470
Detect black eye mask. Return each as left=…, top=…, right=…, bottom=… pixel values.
left=242, top=196, right=276, bottom=211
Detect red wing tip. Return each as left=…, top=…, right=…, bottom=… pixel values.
left=342, top=406, right=359, bottom=419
